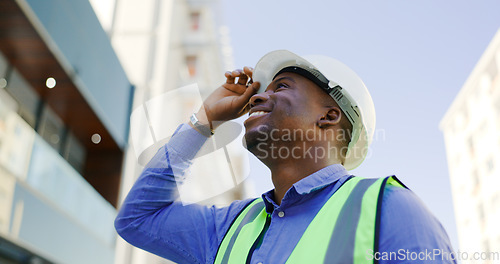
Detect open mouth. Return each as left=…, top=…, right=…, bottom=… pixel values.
left=245, top=111, right=270, bottom=123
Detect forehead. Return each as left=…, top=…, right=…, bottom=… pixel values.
left=272, top=71, right=336, bottom=105
left=272, top=72, right=324, bottom=93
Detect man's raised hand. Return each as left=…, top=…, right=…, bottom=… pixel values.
left=196, top=66, right=260, bottom=130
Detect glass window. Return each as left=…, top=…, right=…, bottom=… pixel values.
left=62, top=131, right=87, bottom=174
left=492, top=192, right=500, bottom=209
left=38, top=105, right=64, bottom=152
left=496, top=97, right=500, bottom=116
left=0, top=61, right=88, bottom=175
left=483, top=239, right=490, bottom=253
left=468, top=136, right=475, bottom=158
left=190, top=11, right=201, bottom=31
left=478, top=202, right=485, bottom=222
left=186, top=55, right=198, bottom=77
left=454, top=107, right=468, bottom=131
left=0, top=90, right=35, bottom=179
left=486, top=58, right=498, bottom=81
left=0, top=51, right=8, bottom=79
left=4, top=69, right=39, bottom=128
left=486, top=156, right=495, bottom=174
left=0, top=89, right=19, bottom=115
left=472, top=169, right=480, bottom=188
left=0, top=92, right=15, bottom=167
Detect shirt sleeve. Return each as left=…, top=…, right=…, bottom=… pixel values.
left=378, top=185, right=457, bottom=264
left=114, top=123, right=253, bottom=264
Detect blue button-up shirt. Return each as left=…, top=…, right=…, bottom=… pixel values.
left=115, top=124, right=456, bottom=264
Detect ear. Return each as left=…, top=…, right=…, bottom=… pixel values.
left=317, top=107, right=342, bottom=128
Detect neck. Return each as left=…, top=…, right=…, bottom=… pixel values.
left=247, top=137, right=344, bottom=205
left=263, top=156, right=338, bottom=205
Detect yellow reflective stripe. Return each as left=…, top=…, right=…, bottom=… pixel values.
left=285, top=177, right=362, bottom=264
left=325, top=178, right=378, bottom=263
left=353, top=177, right=386, bottom=264
left=227, top=208, right=267, bottom=263
left=386, top=176, right=405, bottom=188
left=214, top=198, right=263, bottom=264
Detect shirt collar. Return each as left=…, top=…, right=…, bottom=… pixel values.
left=261, top=164, right=349, bottom=213
left=292, top=164, right=349, bottom=195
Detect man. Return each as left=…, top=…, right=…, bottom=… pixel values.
left=115, top=50, right=456, bottom=263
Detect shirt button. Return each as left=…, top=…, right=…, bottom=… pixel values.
left=257, top=262, right=263, bottom=264
left=278, top=211, right=285, bottom=218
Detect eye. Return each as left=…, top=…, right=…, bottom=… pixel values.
left=275, top=82, right=288, bottom=91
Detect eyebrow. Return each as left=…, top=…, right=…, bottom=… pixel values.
left=272, top=76, right=296, bottom=84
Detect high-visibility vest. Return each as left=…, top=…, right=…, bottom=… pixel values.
left=214, top=176, right=406, bottom=264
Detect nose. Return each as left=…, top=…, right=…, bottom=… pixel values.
left=249, top=91, right=270, bottom=108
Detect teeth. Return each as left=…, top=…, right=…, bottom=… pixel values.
left=249, top=111, right=268, bottom=118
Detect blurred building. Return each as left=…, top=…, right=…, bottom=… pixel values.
left=0, top=0, right=133, bottom=263
left=440, top=29, right=500, bottom=257
left=109, top=0, right=251, bottom=263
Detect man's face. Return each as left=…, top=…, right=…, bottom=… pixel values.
left=243, top=72, right=331, bottom=152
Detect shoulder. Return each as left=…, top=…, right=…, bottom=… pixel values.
left=380, top=184, right=447, bottom=238
left=211, top=197, right=259, bottom=225
left=378, top=183, right=456, bottom=260
left=209, top=197, right=260, bottom=245
left=381, top=184, right=432, bottom=220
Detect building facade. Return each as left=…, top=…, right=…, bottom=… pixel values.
left=0, top=0, right=133, bottom=263
left=440, top=29, right=500, bottom=257
left=110, top=0, right=251, bottom=263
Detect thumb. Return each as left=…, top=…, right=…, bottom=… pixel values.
left=234, top=82, right=260, bottom=106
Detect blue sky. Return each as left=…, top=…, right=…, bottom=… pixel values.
left=221, top=0, right=500, bottom=249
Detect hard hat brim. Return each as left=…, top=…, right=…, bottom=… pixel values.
left=253, top=50, right=315, bottom=94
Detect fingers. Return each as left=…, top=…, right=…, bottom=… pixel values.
left=225, top=82, right=246, bottom=94
left=234, top=81, right=260, bottom=107
left=225, top=71, right=235, bottom=84
left=225, top=67, right=253, bottom=86
left=236, top=71, right=248, bottom=86
left=243, top=66, right=253, bottom=79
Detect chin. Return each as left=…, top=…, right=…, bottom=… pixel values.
left=243, top=122, right=266, bottom=140
left=242, top=131, right=259, bottom=152
left=242, top=133, right=264, bottom=155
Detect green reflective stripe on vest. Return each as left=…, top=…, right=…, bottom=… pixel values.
left=215, top=176, right=407, bottom=264
left=285, top=176, right=363, bottom=264
left=215, top=198, right=265, bottom=264
left=352, top=177, right=386, bottom=263
left=386, top=176, right=405, bottom=188
left=324, top=178, right=379, bottom=263
left=226, top=208, right=267, bottom=263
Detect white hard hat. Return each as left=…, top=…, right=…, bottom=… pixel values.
left=252, top=50, right=375, bottom=170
